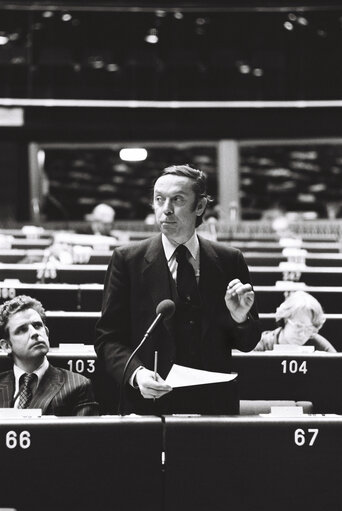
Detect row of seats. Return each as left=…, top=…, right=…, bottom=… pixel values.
left=1, top=230, right=342, bottom=417
left=4, top=259, right=342, bottom=286
left=0, top=348, right=339, bottom=413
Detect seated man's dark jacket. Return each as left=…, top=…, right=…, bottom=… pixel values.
left=95, top=234, right=261, bottom=413
left=0, top=365, right=99, bottom=416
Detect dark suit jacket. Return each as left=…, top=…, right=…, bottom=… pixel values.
left=95, top=234, right=261, bottom=413
left=0, top=365, right=99, bottom=416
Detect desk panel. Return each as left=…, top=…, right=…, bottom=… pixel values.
left=251, top=267, right=342, bottom=286
left=0, top=417, right=162, bottom=511
left=231, top=241, right=341, bottom=253
left=246, top=252, right=342, bottom=268
left=0, top=283, right=103, bottom=312
left=0, top=282, right=80, bottom=311
left=164, top=416, right=342, bottom=511
left=232, top=352, right=342, bottom=413
left=46, top=312, right=99, bottom=345
left=255, top=285, right=342, bottom=313
left=0, top=264, right=107, bottom=284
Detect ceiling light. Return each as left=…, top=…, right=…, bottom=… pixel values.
left=253, top=68, right=263, bottom=77
left=284, top=21, right=294, bottom=31
left=119, top=148, right=148, bottom=162
left=297, top=16, right=308, bottom=26
left=145, top=28, right=158, bottom=44
left=42, top=11, right=54, bottom=19
left=107, top=63, right=119, bottom=72
left=0, top=35, right=9, bottom=45
left=317, top=29, right=327, bottom=38
left=239, top=64, right=251, bottom=74
left=174, top=12, right=183, bottom=20
left=61, top=13, right=72, bottom=22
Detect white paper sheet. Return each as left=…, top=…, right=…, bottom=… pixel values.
left=165, top=364, right=237, bottom=388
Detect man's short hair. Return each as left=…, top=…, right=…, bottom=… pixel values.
left=159, top=164, right=212, bottom=226
left=0, top=295, right=47, bottom=340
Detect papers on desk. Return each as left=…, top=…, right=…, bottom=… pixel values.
left=49, top=344, right=96, bottom=355
left=0, top=408, right=42, bottom=419
left=272, top=344, right=315, bottom=354
left=165, top=364, right=237, bottom=388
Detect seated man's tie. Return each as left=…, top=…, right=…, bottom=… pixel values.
left=17, top=373, right=37, bottom=409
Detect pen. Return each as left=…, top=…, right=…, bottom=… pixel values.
left=153, top=351, right=158, bottom=403
left=154, top=350, right=158, bottom=381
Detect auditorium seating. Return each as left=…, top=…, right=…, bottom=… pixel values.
left=255, top=285, right=342, bottom=313
left=0, top=263, right=107, bottom=284
left=0, top=282, right=103, bottom=311
left=251, top=266, right=342, bottom=286
left=1, top=227, right=342, bottom=418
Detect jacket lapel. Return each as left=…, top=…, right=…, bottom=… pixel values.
left=0, top=372, right=15, bottom=407
left=199, top=236, right=225, bottom=341
left=30, top=365, right=64, bottom=412
left=142, top=234, right=174, bottom=338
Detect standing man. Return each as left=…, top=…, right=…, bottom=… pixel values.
left=0, top=295, right=98, bottom=415
left=95, top=164, right=260, bottom=414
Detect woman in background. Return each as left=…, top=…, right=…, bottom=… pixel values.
left=255, top=290, right=336, bottom=352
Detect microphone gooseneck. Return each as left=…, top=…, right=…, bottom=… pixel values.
left=118, top=299, right=176, bottom=415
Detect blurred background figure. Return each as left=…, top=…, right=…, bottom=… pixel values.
left=254, top=290, right=336, bottom=352
left=85, top=203, right=116, bottom=236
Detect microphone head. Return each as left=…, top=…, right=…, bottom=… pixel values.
left=156, top=299, right=175, bottom=320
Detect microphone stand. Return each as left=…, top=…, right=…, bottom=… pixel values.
left=117, top=314, right=162, bottom=416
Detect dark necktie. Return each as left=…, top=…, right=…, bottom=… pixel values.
left=17, top=373, right=37, bottom=409
left=175, top=244, right=199, bottom=304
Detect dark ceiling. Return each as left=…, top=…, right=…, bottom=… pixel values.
left=0, top=3, right=341, bottom=101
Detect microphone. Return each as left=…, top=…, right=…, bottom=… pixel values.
left=144, top=299, right=175, bottom=338
left=118, top=299, right=175, bottom=415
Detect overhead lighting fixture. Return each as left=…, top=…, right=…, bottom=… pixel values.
left=0, top=35, right=9, bottom=45
left=253, top=68, right=263, bottom=77
left=119, top=148, right=148, bottom=162
left=174, top=12, right=183, bottom=20
left=106, top=63, right=120, bottom=72
left=297, top=16, right=308, bottom=26
left=42, top=11, right=54, bottom=19
left=61, top=13, right=72, bottom=22
left=145, top=28, right=158, bottom=44
left=317, top=29, right=327, bottom=38
left=284, top=21, right=294, bottom=31
left=239, top=63, right=251, bottom=74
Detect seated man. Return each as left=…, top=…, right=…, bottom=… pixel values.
left=0, top=295, right=99, bottom=415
